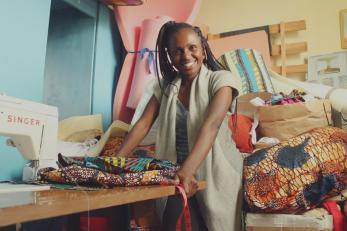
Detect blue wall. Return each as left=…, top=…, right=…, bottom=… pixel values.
left=44, top=6, right=97, bottom=120
left=0, top=0, right=122, bottom=180
left=92, top=4, right=124, bottom=130
left=0, top=0, right=51, bottom=181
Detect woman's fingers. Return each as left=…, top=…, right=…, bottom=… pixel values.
left=175, top=170, right=198, bottom=197
left=186, top=178, right=198, bottom=198
left=174, top=175, right=180, bottom=185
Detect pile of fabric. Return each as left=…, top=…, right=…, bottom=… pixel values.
left=243, top=126, right=347, bottom=213
left=39, top=153, right=179, bottom=188
left=220, top=48, right=347, bottom=230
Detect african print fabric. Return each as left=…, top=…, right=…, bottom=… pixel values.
left=100, top=136, right=156, bottom=158
left=39, top=154, right=179, bottom=188
left=243, top=127, right=347, bottom=213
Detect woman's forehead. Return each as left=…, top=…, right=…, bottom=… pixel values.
left=168, top=28, right=201, bottom=47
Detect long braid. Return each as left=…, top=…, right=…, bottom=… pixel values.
left=155, top=21, right=224, bottom=93
left=155, top=21, right=177, bottom=93
left=192, top=26, right=224, bottom=71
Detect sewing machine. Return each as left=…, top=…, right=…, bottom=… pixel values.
left=0, top=94, right=58, bottom=181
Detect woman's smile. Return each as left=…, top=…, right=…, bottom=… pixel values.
left=168, top=28, right=205, bottom=79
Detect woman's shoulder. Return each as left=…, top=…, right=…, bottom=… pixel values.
left=212, top=69, right=232, bottom=76
left=204, top=68, right=241, bottom=97
left=205, top=69, right=233, bottom=83
left=205, top=68, right=232, bottom=79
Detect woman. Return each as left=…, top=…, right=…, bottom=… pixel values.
left=117, top=21, right=243, bottom=231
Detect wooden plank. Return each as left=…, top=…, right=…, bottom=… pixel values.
left=343, top=38, right=347, bottom=49
left=207, top=33, right=221, bottom=40
left=208, top=20, right=306, bottom=40
left=269, top=20, right=306, bottom=34
left=271, top=42, right=308, bottom=56
left=280, top=22, right=287, bottom=76
left=247, top=228, right=331, bottom=231
left=0, top=181, right=207, bottom=227
left=272, top=64, right=308, bottom=74
left=100, top=0, right=143, bottom=6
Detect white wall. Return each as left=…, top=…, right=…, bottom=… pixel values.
left=196, top=0, right=347, bottom=78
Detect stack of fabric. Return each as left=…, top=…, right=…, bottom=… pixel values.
left=219, top=48, right=347, bottom=230
left=39, top=154, right=179, bottom=188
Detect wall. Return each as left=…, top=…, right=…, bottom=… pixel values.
left=0, top=0, right=122, bottom=180
left=196, top=0, right=347, bottom=73
left=44, top=6, right=96, bottom=120
left=92, top=5, right=124, bottom=129
left=0, top=0, right=51, bottom=181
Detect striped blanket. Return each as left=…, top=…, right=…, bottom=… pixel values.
left=218, top=48, right=275, bottom=95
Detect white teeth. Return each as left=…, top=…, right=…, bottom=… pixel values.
left=183, top=62, right=194, bottom=67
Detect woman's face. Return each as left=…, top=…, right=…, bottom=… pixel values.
left=168, top=28, right=205, bottom=79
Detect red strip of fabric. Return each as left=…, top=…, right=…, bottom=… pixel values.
left=322, top=200, right=347, bottom=231
left=175, top=185, right=192, bottom=231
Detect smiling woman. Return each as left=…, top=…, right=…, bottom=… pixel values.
left=116, top=21, right=243, bottom=231
left=340, top=9, right=347, bottom=49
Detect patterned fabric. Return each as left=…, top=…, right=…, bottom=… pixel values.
left=218, top=48, right=275, bottom=95
left=100, top=136, right=156, bottom=158
left=39, top=165, right=177, bottom=187
left=39, top=154, right=179, bottom=187
left=243, top=127, right=347, bottom=213
left=58, top=154, right=179, bottom=174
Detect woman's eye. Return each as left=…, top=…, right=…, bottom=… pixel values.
left=190, top=45, right=198, bottom=51
left=172, top=49, right=183, bottom=55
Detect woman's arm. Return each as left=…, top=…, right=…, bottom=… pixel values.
left=177, top=86, right=233, bottom=196
left=117, top=95, right=160, bottom=157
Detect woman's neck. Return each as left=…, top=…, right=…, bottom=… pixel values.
left=181, top=77, right=194, bottom=87
left=180, top=67, right=202, bottom=86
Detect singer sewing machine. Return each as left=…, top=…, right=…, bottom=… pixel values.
left=0, top=94, right=58, bottom=181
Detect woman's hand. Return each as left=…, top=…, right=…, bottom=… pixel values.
left=175, top=167, right=199, bottom=198
left=116, top=152, right=128, bottom=157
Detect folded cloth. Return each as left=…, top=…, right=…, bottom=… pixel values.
left=58, top=154, right=179, bottom=174
left=38, top=154, right=179, bottom=188
left=39, top=165, right=177, bottom=187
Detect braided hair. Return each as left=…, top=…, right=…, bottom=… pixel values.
left=155, top=21, right=224, bottom=91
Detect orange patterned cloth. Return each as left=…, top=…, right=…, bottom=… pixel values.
left=100, top=136, right=156, bottom=158
left=244, top=127, right=347, bottom=213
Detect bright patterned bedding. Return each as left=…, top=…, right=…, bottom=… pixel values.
left=243, top=127, right=347, bottom=213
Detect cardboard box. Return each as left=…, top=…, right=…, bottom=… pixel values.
left=246, top=213, right=333, bottom=231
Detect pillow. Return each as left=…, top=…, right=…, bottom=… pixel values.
left=64, top=129, right=103, bottom=142
left=218, top=48, right=275, bottom=95
left=243, top=126, right=347, bottom=213
left=229, top=114, right=254, bottom=153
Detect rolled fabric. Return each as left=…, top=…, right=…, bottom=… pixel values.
left=113, top=53, right=137, bottom=123
left=329, top=89, right=347, bottom=114
left=126, top=16, right=172, bottom=109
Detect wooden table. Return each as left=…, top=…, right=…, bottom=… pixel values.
left=0, top=182, right=206, bottom=227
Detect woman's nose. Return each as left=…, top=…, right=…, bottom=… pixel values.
left=182, top=49, right=191, bottom=58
